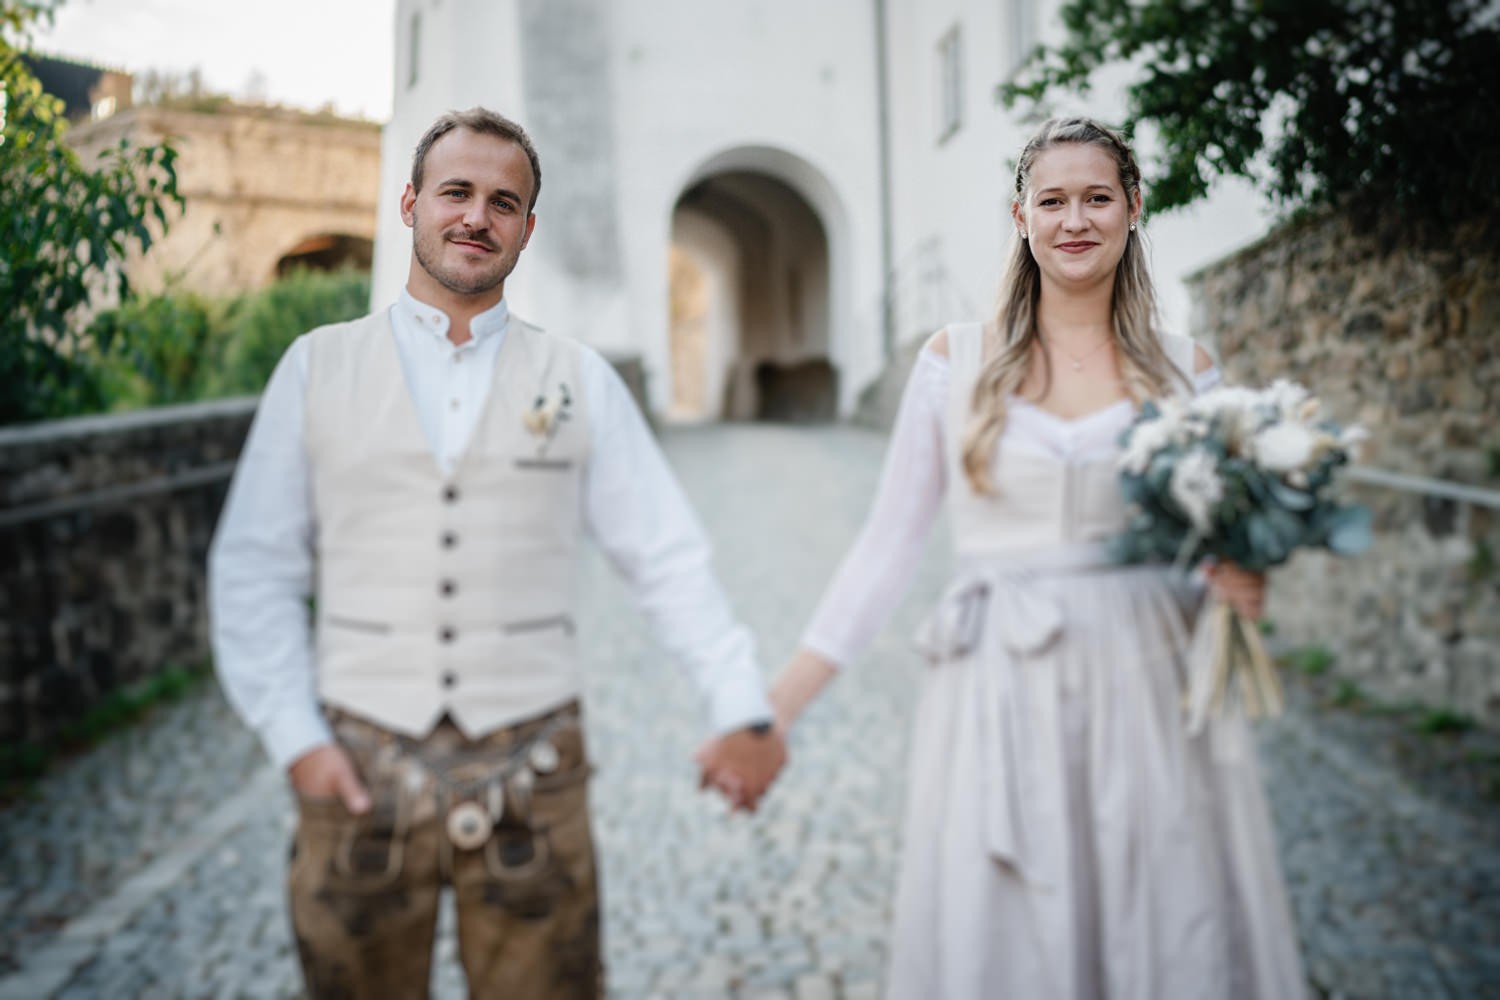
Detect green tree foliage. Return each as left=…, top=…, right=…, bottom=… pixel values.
left=82, top=268, right=371, bottom=407
left=85, top=290, right=219, bottom=407
left=1000, top=0, right=1500, bottom=230
left=208, top=267, right=371, bottom=397
left=1, top=0, right=183, bottom=424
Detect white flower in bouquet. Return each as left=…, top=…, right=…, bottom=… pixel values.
left=1339, top=424, right=1371, bottom=455
left=1168, top=447, right=1224, bottom=534
left=1186, top=385, right=1263, bottom=448
left=1249, top=422, right=1321, bottom=473
left=1119, top=412, right=1181, bottom=475
left=1263, top=378, right=1313, bottom=420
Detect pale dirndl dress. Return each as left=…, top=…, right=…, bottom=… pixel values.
left=805, top=324, right=1306, bottom=999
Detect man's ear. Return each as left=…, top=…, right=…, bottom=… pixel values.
left=399, top=184, right=418, bottom=227
left=520, top=212, right=537, bottom=250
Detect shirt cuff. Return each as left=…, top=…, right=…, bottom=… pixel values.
left=259, top=701, right=335, bottom=771
left=703, top=666, right=775, bottom=736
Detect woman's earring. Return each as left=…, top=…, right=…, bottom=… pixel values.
left=1019, top=230, right=1028, bottom=240
left=1129, top=222, right=1137, bottom=232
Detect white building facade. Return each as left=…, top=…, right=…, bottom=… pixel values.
left=373, top=0, right=1272, bottom=420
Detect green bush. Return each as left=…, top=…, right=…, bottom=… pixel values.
left=209, top=267, right=371, bottom=396
left=87, top=290, right=222, bottom=408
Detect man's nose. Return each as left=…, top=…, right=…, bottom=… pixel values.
left=462, top=199, right=488, bottom=230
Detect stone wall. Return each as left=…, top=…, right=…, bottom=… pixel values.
left=0, top=400, right=256, bottom=749
left=1188, top=210, right=1500, bottom=728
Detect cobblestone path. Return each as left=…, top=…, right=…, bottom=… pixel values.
left=2, top=424, right=1496, bottom=999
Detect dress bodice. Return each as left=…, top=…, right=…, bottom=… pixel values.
left=941, top=324, right=1197, bottom=559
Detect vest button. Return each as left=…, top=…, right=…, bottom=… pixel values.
left=439, top=579, right=457, bottom=597
left=441, top=531, right=459, bottom=548
left=440, top=626, right=457, bottom=643
left=441, top=671, right=458, bottom=688
left=443, top=485, right=460, bottom=503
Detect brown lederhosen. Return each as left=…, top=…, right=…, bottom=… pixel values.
left=287, top=701, right=602, bottom=999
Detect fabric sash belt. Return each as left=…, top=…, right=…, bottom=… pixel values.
left=913, top=543, right=1117, bottom=888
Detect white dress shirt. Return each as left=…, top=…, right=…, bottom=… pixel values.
left=209, top=289, right=772, bottom=768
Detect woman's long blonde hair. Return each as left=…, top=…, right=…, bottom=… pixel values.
left=960, top=117, right=1187, bottom=494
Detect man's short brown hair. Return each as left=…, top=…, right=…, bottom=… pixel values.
left=410, top=108, right=542, bottom=213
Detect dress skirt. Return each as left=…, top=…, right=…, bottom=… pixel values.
left=890, top=556, right=1306, bottom=1000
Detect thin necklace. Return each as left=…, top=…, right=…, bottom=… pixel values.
left=1044, top=334, right=1113, bottom=372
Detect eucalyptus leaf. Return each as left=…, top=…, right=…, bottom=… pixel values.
left=1327, top=505, right=1374, bottom=555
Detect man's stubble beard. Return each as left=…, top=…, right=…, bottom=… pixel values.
left=412, top=214, right=520, bottom=296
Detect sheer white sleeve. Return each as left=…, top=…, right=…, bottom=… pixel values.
left=800, top=349, right=950, bottom=669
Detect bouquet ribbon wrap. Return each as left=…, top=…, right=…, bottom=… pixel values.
left=1184, top=597, right=1284, bottom=735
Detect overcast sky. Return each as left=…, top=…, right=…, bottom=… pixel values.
left=33, top=0, right=396, bottom=120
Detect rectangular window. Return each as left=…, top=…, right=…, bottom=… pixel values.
left=937, top=25, right=963, bottom=143
left=408, top=12, right=422, bottom=89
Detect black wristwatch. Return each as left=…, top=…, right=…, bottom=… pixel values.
left=746, top=720, right=774, bottom=736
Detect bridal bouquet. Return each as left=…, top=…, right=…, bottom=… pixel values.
left=1114, top=379, right=1371, bottom=728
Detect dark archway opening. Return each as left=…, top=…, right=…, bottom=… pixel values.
left=669, top=172, right=835, bottom=422
left=276, top=233, right=374, bottom=278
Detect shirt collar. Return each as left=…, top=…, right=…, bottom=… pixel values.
left=396, top=288, right=511, bottom=345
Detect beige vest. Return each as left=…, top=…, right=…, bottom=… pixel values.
left=303, top=310, right=590, bottom=738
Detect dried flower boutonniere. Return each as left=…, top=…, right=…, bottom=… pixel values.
left=522, top=382, right=573, bottom=454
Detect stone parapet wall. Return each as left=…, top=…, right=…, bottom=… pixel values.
left=1189, top=210, right=1500, bottom=728
left=0, top=399, right=257, bottom=749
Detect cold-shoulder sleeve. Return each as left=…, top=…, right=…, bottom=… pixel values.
left=801, top=348, right=950, bottom=668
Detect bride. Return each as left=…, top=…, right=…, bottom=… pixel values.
left=706, top=116, right=1307, bottom=999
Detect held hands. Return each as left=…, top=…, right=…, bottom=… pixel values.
left=694, top=724, right=787, bottom=813
left=1206, top=560, right=1267, bottom=621
left=287, top=744, right=372, bottom=814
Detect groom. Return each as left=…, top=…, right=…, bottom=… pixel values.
left=208, top=107, right=784, bottom=999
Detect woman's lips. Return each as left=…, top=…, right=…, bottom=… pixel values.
left=1057, top=241, right=1097, bottom=253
